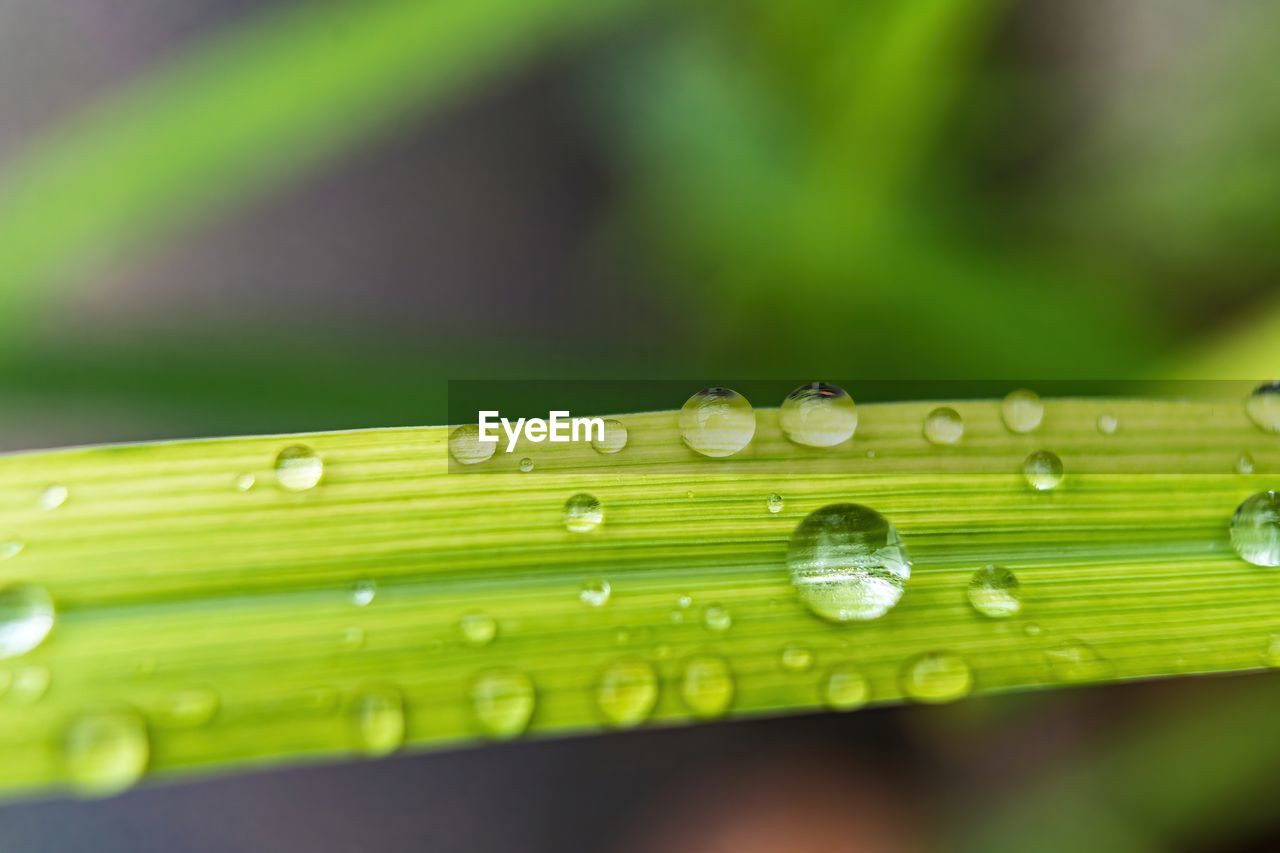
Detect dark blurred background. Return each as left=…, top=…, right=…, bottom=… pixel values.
left=1, top=0, right=1278, bottom=850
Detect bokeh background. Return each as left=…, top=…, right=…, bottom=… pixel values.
left=1, top=1, right=1278, bottom=850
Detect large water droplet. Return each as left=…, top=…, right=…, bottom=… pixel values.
left=1045, top=640, right=1110, bottom=682
left=564, top=494, right=603, bottom=533
left=1097, top=414, right=1119, bottom=435
left=350, top=579, right=376, bottom=607
left=679, top=387, right=756, bottom=458
left=967, top=565, right=1022, bottom=618
left=274, top=445, right=323, bottom=491
left=680, top=656, right=734, bottom=719
left=703, top=604, right=732, bottom=632
left=62, top=709, right=149, bottom=796
left=1001, top=389, right=1044, bottom=433
left=580, top=578, right=611, bottom=607
left=471, top=669, right=535, bottom=739
left=786, top=504, right=912, bottom=622
left=448, top=424, right=496, bottom=465
left=923, top=407, right=964, bottom=446
left=592, top=419, right=629, bottom=455
left=900, top=652, right=972, bottom=703
left=596, top=659, right=658, bottom=728
left=779, top=644, right=814, bottom=672
left=822, top=664, right=869, bottom=711
left=766, top=493, right=784, bottom=514
left=39, top=485, right=69, bottom=511
left=460, top=611, right=497, bottom=645
left=0, top=536, right=23, bottom=560
left=1245, top=382, right=1280, bottom=433
left=158, top=688, right=219, bottom=728
left=0, top=584, right=55, bottom=659
left=1230, top=490, right=1280, bottom=567
left=779, top=382, right=857, bottom=448
left=352, top=687, right=406, bottom=756
left=1022, top=450, right=1064, bottom=491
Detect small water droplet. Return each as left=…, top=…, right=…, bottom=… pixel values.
left=779, top=382, right=857, bottom=447
left=787, top=503, right=912, bottom=622
left=1097, top=414, right=1118, bottom=435
left=967, top=565, right=1022, bottom=618
left=518, top=457, right=534, bottom=473
left=679, top=387, right=756, bottom=458
left=39, top=485, right=69, bottom=511
left=62, top=708, right=149, bottom=796
left=592, top=419, right=629, bottom=454
left=580, top=578, right=611, bottom=607
left=0, top=536, right=23, bottom=560
left=460, top=611, right=497, bottom=645
left=1045, top=640, right=1110, bottom=682
left=1022, top=450, right=1064, bottom=491
left=596, top=659, right=658, bottom=728
left=900, top=652, right=972, bottom=703
left=158, top=689, right=219, bottom=728
left=234, top=473, right=255, bottom=492
left=274, top=445, right=323, bottom=491
left=351, top=580, right=377, bottom=607
left=923, top=407, right=964, bottom=446
left=703, top=604, right=731, bottom=632
left=564, top=494, right=603, bottom=533
left=767, top=493, right=784, bottom=514
left=1024, top=622, right=1042, bottom=636
left=1245, top=382, right=1280, bottom=433
left=866, top=450, right=877, bottom=459
left=779, top=644, right=814, bottom=672
left=352, top=687, right=405, bottom=756
left=680, top=656, right=734, bottom=718
left=448, top=424, right=496, bottom=465
left=0, top=583, right=55, bottom=659
left=1236, top=453, right=1256, bottom=475
left=1001, top=389, right=1044, bottom=433
left=676, top=595, right=693, bottom=609
left=8, top=665, right=50, bottom=703
left=471, top=669, right=536, bottom=739
left=1230, top=490, right=1280, bottom=567
left=822, top=664, right=870, bottom=711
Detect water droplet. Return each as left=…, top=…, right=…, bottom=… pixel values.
left=1236, top=453, right=1256, bottom=475
left=1024, top=622, right=1042, bottom=636
left=1097, top=414, right=1118, bottom=435
left=596, top=659, right=658, bottom=728
left=158, top=689, right=219, bottom=728
left=679, top=387, right=756, bottom=458
left=352, top=687, right=405, bottom=756
left=900, top=652, right=972, bottom=703
left=676, top=595, right=693, bottom=609
left=39, top=485, right=68, bottom=511
left=680, top=656, right=734, bottom=718
left=448, top=424, right=496, bottom=465
left=592, top=419, right=629, bottom=454
left=0, top=583, right=55, bottom=659
left=766, top=493, right=784, bottom=514
left=779, top=382, right=857, bottom=448
left=233, top=473, right=255, bottom=492
left=580, top=578, right=611, bottom=607
left=786, top=503, right=912, bottom=622
left=0, top=536, right=23, bottom=560
left=1045, top=640, right=1110, bottom=682
left=1230, top=490, right=1280, bottom=567
left=518, top=457, right=534, bottom=473
left=564, top=494, right=603, bottom=533
left=1245, top=382, right=1280, bottom=433
left=470, top=669, right=535, bottom=739
left=779, top=644, right=814, bottom=672
left=8, top=665, right=50, bottom=703
left=703, top=604, right=732, bottom=632
left=62, top=708, right=149, bottom=796
left=1001, top=389, right=1044, bottom=433
left=822, top=664, right=869, bottom=711
left=1022, top=450, right=1064, bottom=491
left=923, top=407, right=964, bottom=446
left=967, top=565, right=1022, bottom=618
left=274, top=445, right=323, bottom=491
left=351, top=580, right=377, bottom=607
left=460, top=611, right=497, bottom=645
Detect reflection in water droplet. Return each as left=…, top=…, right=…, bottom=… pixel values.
left=923, top=407, right=964, bottom=446
left=39, top=485, right=69, bottom=511
left=471, top=669, right=536, bottom=739
left=564, top=494, right=603, bottom=533
left=0, top=584, right=55, bottom=660
left=1236, top=453, right=1255, bottom=475
left=159, top=688, right=219, bottom=728
left=787, top=504, right=912, bottom=622
left=1045, top=640, right=1110, bottom=682
left=779, top=644, right=814, bottom=672
left=1097, top=414, right=1118, bottom=435
left=1245, top=382, right=1280, bottom=433
left=460, top=611, right=497, bottom=646
left=679, top=388, right=756, bottom=458
left=900, top=652, right=972, bottom=703
left=518, top=457, right=534, bottom=473
left=1001, top=389, right=1044, bottom=434
left=0, top=537, right=23, bottom=560
left=351, top=580, right=377, bottom=607
left=596, top=659, right=658, bottom=728
left=822, top=664, right=870, bottom=711
left=352, top=687, right=406, bottom=756
left=703, top=604, right=731, bottom=632
left=63, top=708, right=149, bottom=796
left=967, top=565, right=1022, bottom=618
left=1022, top=451, right=1064, bottom=491
left=592, top=419, right=629, bottom=455
left=1230, top=490, right=1280, bottom=567
left=580, top=578, right=611, bottom=608
left=779, top=382, right=857, bottom=448
left=274, top=445, right=323, bottom=491
left=448, top=424, right=496, bottom=465
left=680, top=656, right=734, bottom=719
left=767, top=493, right=784, bottom=514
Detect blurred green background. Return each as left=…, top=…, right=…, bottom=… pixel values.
left=0, top=1, right=1278, bottom=850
